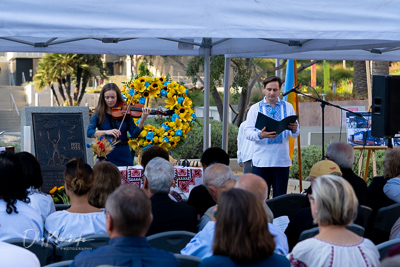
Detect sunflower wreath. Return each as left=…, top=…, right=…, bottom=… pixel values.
left=121, top=76, right=196, bottom=153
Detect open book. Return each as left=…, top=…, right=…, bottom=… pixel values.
left=255, top=112, right=298, bottom=135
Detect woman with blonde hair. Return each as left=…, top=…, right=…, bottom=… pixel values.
left=200, top=188, right=289, bottom=266
left=88, top=161, right=121, bottom=209
left=44, top=158, right=106, bottom=244
left=287, top=175, right=379, bottom=267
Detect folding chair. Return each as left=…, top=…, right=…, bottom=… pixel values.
left=360, top=205, right=373, bottom=230
left=298, top=224, right=365, bottom=242
left=4, top=238, right=54, bottom=266
left=266, top=193, right=308, bottom=218
left=54, top=234, right=110, bottom=262
left=371, top=203, right=400, bottom=244
left=376, top=239, right=400, bottom=260
left=147, top=231, right=196, bottom=253
left=174, top=254, right=201, bottom=267
left=55, top=204, right=71, bottom=211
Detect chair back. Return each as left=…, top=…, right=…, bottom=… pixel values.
left=266, top=193, right=308, bottom=218
left=55, top=204, right=71, bottom=211
left=371, top=203, right=400, bottom=244
left=4, top=238, right=54, bottom=266
left=174, top=254, right=201, bottom=267
left=147, top=231, right=196, bottom=253
left=44, top=260, right=74, bottom=267
left=298, top=224, right=365, bottom=242
left=360, top=205, right=373, bottom=229
left=376, top=239, right=400, bottom=260
left=54, top=234, right=110, bottom=262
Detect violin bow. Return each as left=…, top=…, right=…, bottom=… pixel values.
left=117, top=101, right=132, bottom=133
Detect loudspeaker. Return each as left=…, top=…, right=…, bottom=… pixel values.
left=371, top=75, right=400, bottom=138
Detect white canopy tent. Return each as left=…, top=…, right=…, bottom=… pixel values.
left=2, top=0, right=400, bottom=151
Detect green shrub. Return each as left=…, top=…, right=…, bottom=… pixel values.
left=0, top=141, right=21, bottom=153
left=169, top=118, right=238, bottom=159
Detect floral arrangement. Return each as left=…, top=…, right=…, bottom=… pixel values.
left=86, top=136, right=114, bottom=158
left=121, top=76, right=196, bottom=152
left=49, top=186, right=70, bottom=204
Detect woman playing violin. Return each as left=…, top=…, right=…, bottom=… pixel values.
left=87, top=83, right=151, bottom=166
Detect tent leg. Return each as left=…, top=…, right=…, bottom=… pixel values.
left=203, top=47, right=211, bottom=152
left=222, top=56, right=230, bottom=152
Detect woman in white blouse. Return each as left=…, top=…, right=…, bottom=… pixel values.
left=287, top=175, right=379, bottom=267
left=44, top=158, right=106, bottom=245
left=16, top=152, right=56, bottom=222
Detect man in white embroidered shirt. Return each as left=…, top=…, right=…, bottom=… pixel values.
left=244, top=76, right=299, bottom=198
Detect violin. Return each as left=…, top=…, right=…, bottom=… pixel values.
left=111, top=102, right=174, bottom=119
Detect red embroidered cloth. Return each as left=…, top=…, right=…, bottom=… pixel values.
left=118, top=166, right=203, bottom=198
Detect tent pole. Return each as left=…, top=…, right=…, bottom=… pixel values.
left=203, top=39, right=211, bottom=151
left=222, top=56, right=230, bottom=152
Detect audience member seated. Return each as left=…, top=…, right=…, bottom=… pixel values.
left=181, top=174, right=287, bottom=259
left=285, top=160, right=342, bottom=250
left=0, top=241, right=40, bottom=267
left=88, top=161, right=121, bottom=209
left=71, top=185, right=179, bottom=267
left=15, top=152, right=56, bottom=221
left=187, top=147, right=230, bottom=218
left=143, top=157, right=197, bottom=236
left=140, top=145, right=169, bottom=170
left=390, top=217, right=400, bottom=240
left=326, top=142, right=368, bottom=206
left=44, top=158, right=106, bottom=244
left=0, top=152, right=43, bottom=241
left=287, top=175, right=379, bottom=267
left=198, top=163, right=236, bottom=231
left=383, top=147, right=400, bottom=203
left=199, top=188, right=290, bottom=266
left=367, top=175, right=396, bottom=214
left=380, top=255, right=400, bottom=267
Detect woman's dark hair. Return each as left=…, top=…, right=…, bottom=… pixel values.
left=0, top=152, right=30, bottom=214
left=213, top=188, right=275, bottom=264
left=141, top=145, right=169, bottom=170
left=15, top=152, right=43, bottom=189
left=200, top=147, right=230, bottom=167
left=64, top=158, right=94, bottom=196
left=89, top=162, right=121, bottom=208
left=95, top=83, right=124, bottom=125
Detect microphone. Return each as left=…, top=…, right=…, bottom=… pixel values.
left=282, top=84, right=300, bottom=97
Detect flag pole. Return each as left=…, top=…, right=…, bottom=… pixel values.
left=293, top=60, right=303, bottom=193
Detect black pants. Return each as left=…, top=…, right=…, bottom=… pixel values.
left=253, top=166, right=289, bottom=198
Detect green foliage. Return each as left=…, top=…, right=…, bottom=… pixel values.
left=290, top=145, right=324, bottom=180
left=169, top=118, right=238, bottom=159
left=0, top=141, right=20, bottom=153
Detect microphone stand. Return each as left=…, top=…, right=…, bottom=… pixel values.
left=287, top=89, right=365, bottom=159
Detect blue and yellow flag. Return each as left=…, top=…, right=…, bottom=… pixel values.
left=283, top=60, right=299, bottom=161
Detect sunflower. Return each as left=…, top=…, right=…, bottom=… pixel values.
left=149, top=87, right=160, bottom=98
left=150, top=82, right=160, bottom=90
left=142, top=90, right=150, bottom=98
left=129, top=83, right=135, bottom=89
left=177, top=85, right=186, bottom=94
left=158, top=76, right=166, bottom=83
left=139, top=77, right=146, bottom=83
left=159, top=142, right=171, bottom=150
left=170, top=140, right=177, bottom=148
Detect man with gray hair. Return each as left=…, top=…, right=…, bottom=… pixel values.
left=143, top=157, right=197, bottom=236
left=71, top=185, right=179, bottom=267
left=326, top=142, right=368, bottom=205
left=198, top=163, right=236, bottom=230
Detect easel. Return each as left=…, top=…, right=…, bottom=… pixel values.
left=354, top=146, right=388, bottom=182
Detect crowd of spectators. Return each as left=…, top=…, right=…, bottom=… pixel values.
left=0, top=144, right=399, bottom=266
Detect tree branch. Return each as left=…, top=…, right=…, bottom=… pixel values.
left=170, top=56, right=204, bottom=86
left=297, top=60, right=321, bottom=73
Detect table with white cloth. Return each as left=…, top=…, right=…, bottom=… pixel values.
left=118, top=165, right=203, bottom=199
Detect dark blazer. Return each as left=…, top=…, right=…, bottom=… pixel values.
left=187, top=185, right=216, bottom=217
left=341, top=168, right=368, bottom=206
left=146, top=193, right=198, bottom=236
